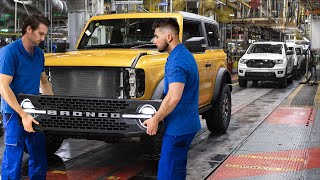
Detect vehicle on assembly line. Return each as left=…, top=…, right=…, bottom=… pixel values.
left=287, top=43, right=305, bottom=79
left=18, top=12, right=232, bottom=159
left=238, top=41, right=294, bottom=88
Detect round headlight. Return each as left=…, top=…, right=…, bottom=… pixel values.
left=137, top=104, right=156, bottom=130
left=20, top=99, right=35, bottom=109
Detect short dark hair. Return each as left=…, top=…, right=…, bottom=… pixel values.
left=22, top=14, right=51, bottom=36
left=152, top=18, right=179, bottom=35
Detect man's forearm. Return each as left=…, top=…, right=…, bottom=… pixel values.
left=0, top=86, right=27, bottom=118
left=153, top=94, right=179, bottom=123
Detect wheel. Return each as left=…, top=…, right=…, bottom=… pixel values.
left=204, top=84, right=231, bottom=133
left=292, top=69, right=297, bottom=80
left=238, top=78, right=247, bottom=87
left=279, top=73, right=288, bottom=88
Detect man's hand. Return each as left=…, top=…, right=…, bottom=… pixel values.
left=21, top=114, right=39, bottom=133
left=143, top=117, right=159, bottom=136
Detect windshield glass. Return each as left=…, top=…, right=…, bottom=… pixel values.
left=77, top=18, right=169, bottom=49
left=247, top=44, right=283, bottom=54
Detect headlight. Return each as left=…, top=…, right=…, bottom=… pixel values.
left=274, top=59, right=284, bottom=64
left=137, top=104, right=156, bottom=130
left=239, top=59, right=249, bottom=64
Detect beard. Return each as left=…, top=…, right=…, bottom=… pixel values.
left=158, top=42, right=169, bottom=53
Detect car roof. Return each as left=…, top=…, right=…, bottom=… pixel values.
left=91, top=11, right=218, bottom=25
left=178, top=11, right=218, bottom=25
left=252, top=42, right=284, bottom=45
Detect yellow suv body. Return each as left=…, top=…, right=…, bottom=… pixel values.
left=19, top=12, right=232, bottom=158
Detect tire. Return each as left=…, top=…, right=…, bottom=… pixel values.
left=279, top=73, right=288, bottom=88
left=204, top=84, right=231, bottom=133
left=238, top=78, right=247, bottom=88
left=292, top=69, right=298, bottom=80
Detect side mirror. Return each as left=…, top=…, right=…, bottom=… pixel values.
left=184, top=37, right=206, bottom=53
left=286, top=50, right=293, bottom=55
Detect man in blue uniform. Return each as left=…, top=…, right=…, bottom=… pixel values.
left=0, top=14, right=53, bottom=180
left=143, top=18, right=201, bottom=179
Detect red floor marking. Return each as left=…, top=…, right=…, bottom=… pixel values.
left=104, top=163, right=145, bottom=180
left=306, top=147, right=320, bottom=169
left=46, top=166, right=116, bottom=180
left=208, top=148, right=320, bottom=180
left=266, top=107, right=316, bottom=126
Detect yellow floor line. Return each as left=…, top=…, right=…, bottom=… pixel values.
left=314, top=85, right=320, bottom=106
left=231, top=83, right=239, bottom=86
left=285, top=84, right=304, bottom=106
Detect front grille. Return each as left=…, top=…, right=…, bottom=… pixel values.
left=245, top=72, right=275, bottom=78
left=18, top=95, right=161, bottom=135
left=246, top=60, right=275, bottom=68
left=49, top=67, right=121, bottom=98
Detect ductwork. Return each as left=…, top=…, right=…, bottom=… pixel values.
left=0, top=0, right=41, bottom=17
left=0, top=0, right=68, bottom=17
left=40, top=0, right=68, bottom=14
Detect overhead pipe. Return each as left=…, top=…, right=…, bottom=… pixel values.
left=40, top=0, right=68, bottom=14
left=0, top=0, right=41, bottom=17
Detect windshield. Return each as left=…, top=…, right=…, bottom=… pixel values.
left=77, top=18, right=169, bottom=49
left=247, top=44, right=283, bottom=54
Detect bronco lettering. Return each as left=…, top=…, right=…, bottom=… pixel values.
left=46, top=110, right=120, bottom=118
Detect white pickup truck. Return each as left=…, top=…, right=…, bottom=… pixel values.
left=238, top=42, right=294, bottom=88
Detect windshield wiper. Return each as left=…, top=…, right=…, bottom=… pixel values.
left=131, top=43, right=156, bottom=49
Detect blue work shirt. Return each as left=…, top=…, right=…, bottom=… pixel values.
left=0, top=39, right=45, bottom=114
left=163, top=43, right=201, bottom=136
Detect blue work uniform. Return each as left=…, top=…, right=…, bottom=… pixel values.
left=0, top=39, right=47, bottom=180
left=158, top=44, right=201, bottom=180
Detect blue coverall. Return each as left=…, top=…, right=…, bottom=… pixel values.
left=157, top=44, right=201, bottom=179
left=0, top=39, right=47, bottom=180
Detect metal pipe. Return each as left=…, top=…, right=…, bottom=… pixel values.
left=15, top=1, right=17, bottom=33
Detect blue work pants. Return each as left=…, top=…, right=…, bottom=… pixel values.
left=158, top=132, right=196, bottom=180
left=1, top=113, right=47, bottom=180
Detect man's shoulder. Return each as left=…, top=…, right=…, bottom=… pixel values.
left=35, top=47, right=44, bottom=56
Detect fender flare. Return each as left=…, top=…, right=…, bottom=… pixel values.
left=212, top=68, right=232, bottom=102
left=151, top=79, right=164, bottom=100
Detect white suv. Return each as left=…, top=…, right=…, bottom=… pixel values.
left=238, top=42, right=294, bottom=88
left=287, top=43, right=305, bottom=79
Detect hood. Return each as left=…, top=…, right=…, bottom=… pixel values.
left=241, top=53, right=284, bottom=60
left=45, top=49, right=161, bottom=67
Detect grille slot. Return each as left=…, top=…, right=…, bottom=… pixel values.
left=39, top=116, right=129, bottom=131
left=246, top=60, right=275, bottom=68
left=49, top=67, right=121, bottom=98
left=245, top=72, right=276, bottom=78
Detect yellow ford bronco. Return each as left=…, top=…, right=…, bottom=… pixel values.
left=18, top=12, right=232, bottom=158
